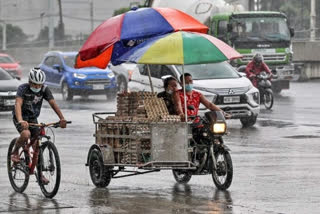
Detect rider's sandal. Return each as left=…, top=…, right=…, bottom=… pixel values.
left=41, top=175, right=50, bottom=185
left=11, top=154, right=20, bottom=163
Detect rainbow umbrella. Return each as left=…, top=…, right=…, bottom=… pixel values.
left=118, top=31, right=242, bottom=65
left=118, top=31, right=242, bottom=122
left=75, top=7, right=208, bottom=69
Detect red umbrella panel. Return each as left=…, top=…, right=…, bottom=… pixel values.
left=75, top=7, right=208, bottom=69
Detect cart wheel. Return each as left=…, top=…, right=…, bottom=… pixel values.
left=172, top=169, right=192, bottom=184
left=88, top=149, right=111, bottom=188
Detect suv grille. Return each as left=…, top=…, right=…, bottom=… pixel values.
left=210, top=87, right=249, bottom=95
left=241, top=53, right=286, bottom=63
left=85, top=79, right=111, bottom=85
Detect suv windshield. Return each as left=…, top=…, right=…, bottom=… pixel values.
left=176, top=62, right=240, bottom=80
left=0, top=68, right=13, bottom=80
left=63, top=55, right=76, bottom=67
left=230, top=16, right=290, bottom=42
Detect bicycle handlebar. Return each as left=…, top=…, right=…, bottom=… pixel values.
left=29, top=121, right=72, bottom=128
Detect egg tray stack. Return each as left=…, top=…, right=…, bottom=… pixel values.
left=97, top=91, right=180, bottom=164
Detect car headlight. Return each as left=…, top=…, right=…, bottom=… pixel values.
left=108, top=72, right=115, bottom=78
left=73, top=73, right=87, bottom=79
left=212, top=122, right=226, bottom=134
left=246, top=90, right=260, bottom=107
left=253, top=92, right=260, bottom=104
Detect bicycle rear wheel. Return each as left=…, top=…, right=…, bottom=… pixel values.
left=7, top=138, right=30, bottom=193
left=37, top=141, right=61, bottom=198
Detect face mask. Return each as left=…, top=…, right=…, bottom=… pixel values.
left=185, top=84, right=193, bottom=92
left=30, top=87, right=41, bottom=93
left=166, top=89, right=173, bottom=95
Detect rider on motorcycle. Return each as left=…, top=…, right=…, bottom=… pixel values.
left=173, top=73, right=224, bottom=121
left=245, top=53, right=272, bottom=88
left=11, top=68, right=67, bottom=171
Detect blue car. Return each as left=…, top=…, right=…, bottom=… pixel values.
left=39, top=51, right=117, bottom=101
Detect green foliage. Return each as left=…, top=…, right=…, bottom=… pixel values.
left=113, top=7, right=131, bottom=16
left=112, top=4, right=146, bottom=16
left=0, top=24, right=27, bottom=44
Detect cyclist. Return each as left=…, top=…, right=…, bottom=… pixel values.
left=11, top=67, right=67, bottom=182
left=245, top=53, right=272, bottom=87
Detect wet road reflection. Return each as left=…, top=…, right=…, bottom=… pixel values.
left=1, top=80, right=320, bottom=213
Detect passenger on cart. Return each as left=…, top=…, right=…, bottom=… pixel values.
left=157, top=76, right=179, bottom=115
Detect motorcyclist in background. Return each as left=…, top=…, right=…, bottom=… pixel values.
left=245, top=53, right=272, bottom=88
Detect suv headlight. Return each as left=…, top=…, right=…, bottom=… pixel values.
left=73, top=73, right=87, bottom=79
left=246, top=91, right=260, bottom=107
left=212, top=122, right=226, bottom=134
left=253, top=92, right=260, bottom=104
left=107, top=72, right=115, bottom=78
left=204, top=93, right=217, bottom=103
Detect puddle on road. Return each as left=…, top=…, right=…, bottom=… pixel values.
left=0, top=193, right=74, bottom=213
left=283, top=135, right=320, bottom=139
left=258, top=119, right=295, bottom=128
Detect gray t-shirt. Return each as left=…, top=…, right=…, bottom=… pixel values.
left=13, top=83, right=54, bottom=120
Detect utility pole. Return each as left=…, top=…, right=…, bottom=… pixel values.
left=0, top=0, right=6, bottom=50
left=2, top=22, right=6, bottom=50
left=90, top=0, right=93, bottom=32
left=48, top=0, right=54, bottom=49
left=310, top=0, right=316, bottom=41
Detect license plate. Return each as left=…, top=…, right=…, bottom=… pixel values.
left=92, top=84, right=104, bottom=90
left=224, top=96, right=240, bottom=104
left=4, top=99, right=15, bottom=106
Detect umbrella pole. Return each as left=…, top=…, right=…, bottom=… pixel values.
left=182, top=65, right=187, bottom=122
left=146, top=64, right=154, bottom=93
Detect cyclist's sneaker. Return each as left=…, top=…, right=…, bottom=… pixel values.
left=11, top=154, right=20, bottom=163
left=41, top=175, right=50, bottom=185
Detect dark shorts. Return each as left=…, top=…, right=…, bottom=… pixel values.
left=13, top=117, right=40, bottom=139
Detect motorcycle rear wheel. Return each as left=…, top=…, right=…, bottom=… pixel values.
left=211, top=151, right=233, bottom=190
left=172, top=170, right=192, bottom=184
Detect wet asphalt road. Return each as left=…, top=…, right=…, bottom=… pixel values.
left=1, top=80, right=320, bottom=214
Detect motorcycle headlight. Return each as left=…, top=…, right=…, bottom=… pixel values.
left=212, top=122, right=226, bottom=134
left=73, top=73, right=87, bottom=79
left=108, top=72, right=115, bottom=78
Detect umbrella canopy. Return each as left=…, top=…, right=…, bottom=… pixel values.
left=117, top=31, right=242, bottom=65
left=75, top=7, right=208, bottom=69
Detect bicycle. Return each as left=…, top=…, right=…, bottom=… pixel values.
left=7, top=121, right=71, bottom=198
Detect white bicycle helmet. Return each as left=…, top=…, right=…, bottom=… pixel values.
left=29, top=67, right=46, bottom=84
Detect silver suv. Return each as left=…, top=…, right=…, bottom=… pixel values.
left=128, top=62, right=260, bottom=127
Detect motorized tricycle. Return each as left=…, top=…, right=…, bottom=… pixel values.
left=86, top=110, right=233, bottom=190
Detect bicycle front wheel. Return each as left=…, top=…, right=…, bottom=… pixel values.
left=37, top=141, right=61, bottom=198
left=7, top=138, right=30, bottom=193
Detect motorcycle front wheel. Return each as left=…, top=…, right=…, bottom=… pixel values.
left=211, top=151, right=233, bottom=190
left=263, top=89, right=274, bottom=109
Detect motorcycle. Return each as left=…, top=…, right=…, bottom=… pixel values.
left=172, top=110, right=233, bottom=190
left=256, top=71, right=274, bottom=109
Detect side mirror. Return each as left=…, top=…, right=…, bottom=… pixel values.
left=289, top=27, right=295, bottom=37
left=227, top=23, right=233, bottom=32
left=53, top=64, right=61, bottom=72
